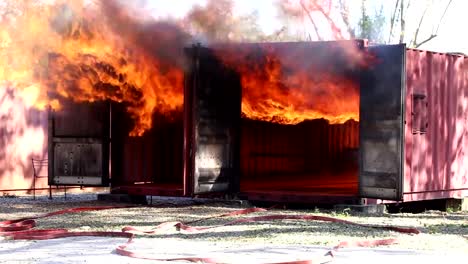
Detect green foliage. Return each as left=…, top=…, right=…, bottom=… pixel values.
left=446, top=204, right=461, bottom=213
left=332, top=208, right=351, bottom=217
left=356, top=0, right=386, bottom=43
left=426, top=224, right=439, bottom=234
left=186, top=0, right=265, bottom=42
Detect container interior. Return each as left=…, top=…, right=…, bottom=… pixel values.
left=240, top=118, right=359, bottom=196
left=110, top=41, right=363, bottom=197
left=230, top=42, right=362, bottom=197
left=111, top=104, right=184, bottom=194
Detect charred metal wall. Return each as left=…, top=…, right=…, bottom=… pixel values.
left=187, top=46, right=242, bottom=194
left=404, top=50, right=468, bottom=201
left=240, top=119, right=359, bottom=194
left=359, top=44, right=406, bottom=200
left=49, top=101, right=109, bottom=186
left=111, top=105, right=184, bottom=187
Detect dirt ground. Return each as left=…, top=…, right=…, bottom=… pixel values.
left=0, top=194, right=467, bottom=254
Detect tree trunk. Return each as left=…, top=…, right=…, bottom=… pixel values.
left=388, top=0, right=400, bottom=43
left=399, top=0, right=405, bottom=43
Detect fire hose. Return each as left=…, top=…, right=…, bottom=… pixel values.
left=0, top=205, right=420, bottom=263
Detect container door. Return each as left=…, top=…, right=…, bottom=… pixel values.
left=359, top=44, right=406, bottom=200
left=186, top=45, right=241, bottom=195
left=48, top=101, right=110, bottom=186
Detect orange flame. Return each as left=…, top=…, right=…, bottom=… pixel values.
left=216, top=43, right=361, bottom=124
left=0, top=0, right=187, bottom=136
left=1, top=0, right=363, bottom=136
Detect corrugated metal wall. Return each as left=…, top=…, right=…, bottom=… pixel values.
left=240, top=118, right=359, bottom=194
left=111, top=106, right=184, bottom=187
left=405, top=50, right=468, bottom=200
left=0, top=87, right=48, bottom=193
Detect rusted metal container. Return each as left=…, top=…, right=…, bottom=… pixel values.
left=44, top=40, right=468, bottom=204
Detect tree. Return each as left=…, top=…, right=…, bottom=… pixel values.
left=276, top=0, right=352, bottom=41
left=185, top=0, right=265, bottom=42
left=332, top=0, right=452, bottom=48
left=389, top=0, right=453, bottom=48
left=355, top=0, right=385, bottom=43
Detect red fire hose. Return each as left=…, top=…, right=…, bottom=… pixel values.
left=0, top=205, right=420, bottom=263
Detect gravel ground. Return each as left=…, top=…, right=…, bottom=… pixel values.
left=0, top=193, right=467, bottom=254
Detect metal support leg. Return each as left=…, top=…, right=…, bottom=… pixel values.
left=33, top=176, right=36, bottom=200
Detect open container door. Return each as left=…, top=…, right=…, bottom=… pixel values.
left=185, top=45, right=241, bottom=195
left=48, top=101, right=110, bottom=186
left=359, top=44, right=406, bottom=200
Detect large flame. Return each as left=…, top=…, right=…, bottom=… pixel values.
left=1, top=0, right=363, bottom=136
left=216, top=43, right=362, bottom=124
left=0, top=0, right=187, bottom=136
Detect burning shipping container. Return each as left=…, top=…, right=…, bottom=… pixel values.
left=47, top=40, right=468, bottom=203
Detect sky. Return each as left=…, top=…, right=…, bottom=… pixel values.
left=144, top=0, right=468, bottom=54
left=415, top=0, right=468, bottom=53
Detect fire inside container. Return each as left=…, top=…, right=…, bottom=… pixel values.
left=213, top=41, right=363, bottom=197
left=48, top=40, right=468, bottom=204
left=111, top=105, right=185, bottom=196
